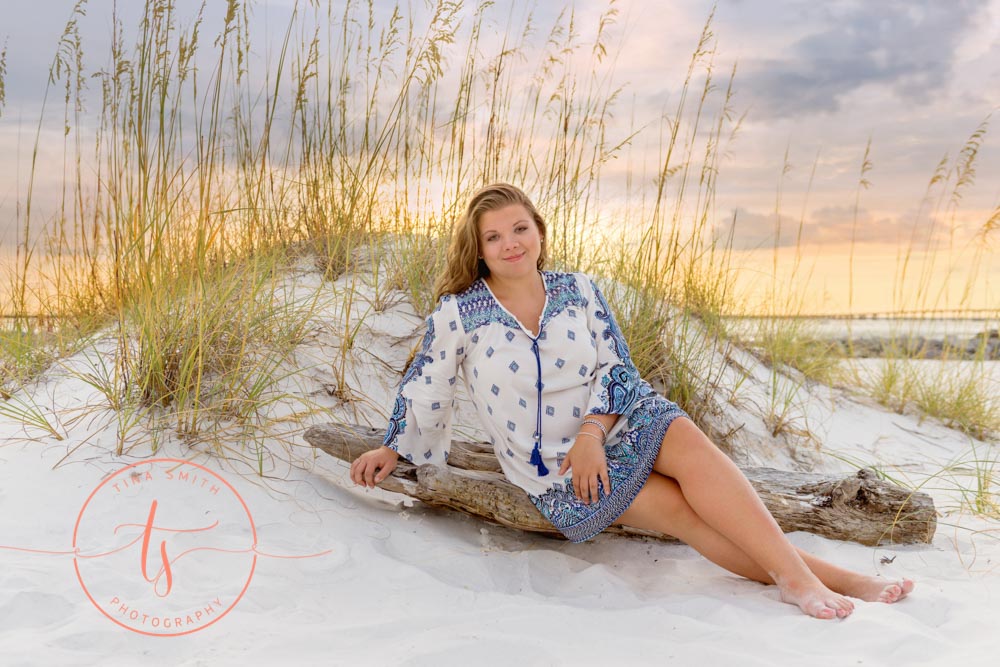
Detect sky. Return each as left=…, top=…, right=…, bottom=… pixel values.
left=0, top=0, right=998, bottom=315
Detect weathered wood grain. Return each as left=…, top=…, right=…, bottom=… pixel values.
left=305, top=423, right=936, bottom=546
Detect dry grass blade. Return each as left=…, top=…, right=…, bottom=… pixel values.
left=0, top=1, right=995, bottom=523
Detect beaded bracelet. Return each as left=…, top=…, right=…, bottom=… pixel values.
left=580, top=418, right=608, bottom=439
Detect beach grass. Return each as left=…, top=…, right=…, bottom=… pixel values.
left=0, top=0, right=997, bottom=512
left=740, top=120, right=1000, bottom=441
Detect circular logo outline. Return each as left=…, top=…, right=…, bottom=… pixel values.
left=73, top=457, right=258, bottom=637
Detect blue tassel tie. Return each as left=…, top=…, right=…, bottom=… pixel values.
left=530, top=440, right=549, bottom=476
left=529, top=336, right=548, bottom=476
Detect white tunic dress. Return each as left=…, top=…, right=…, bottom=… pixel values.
left=382, top=270, right=689, bottom=542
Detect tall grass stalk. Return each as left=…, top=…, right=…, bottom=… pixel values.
left=2, top=0, right=742, bottom=459
left=0, top=38, right=8, bottom=117
left=1, top=1, right=995, bottom=492
left=844, top=119, right=1000, bottom=439
left=748, top=116, right=997, bottom=443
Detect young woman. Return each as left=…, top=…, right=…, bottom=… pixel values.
left=350, top=183, right=914, bottom=619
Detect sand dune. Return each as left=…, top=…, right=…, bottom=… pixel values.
left=1, top=258, right=998, bottom=666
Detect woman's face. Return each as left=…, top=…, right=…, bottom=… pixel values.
left=477, top=204, right=543, bottom=282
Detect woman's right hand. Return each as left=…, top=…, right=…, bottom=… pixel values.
left=350, top=446, right=400, bottom=488
left=558, top=436, right=611, bottom=505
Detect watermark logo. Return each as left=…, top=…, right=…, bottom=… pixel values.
left=73, top=458, right=257, bottom=637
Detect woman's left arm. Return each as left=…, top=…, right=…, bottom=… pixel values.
left=559, top=414, right=617, bottom=505
left=579, top=274, right=653, bottom=419
left=578, top=412, right=619, bottom=441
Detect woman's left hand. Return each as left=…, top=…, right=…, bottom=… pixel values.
left=558, top=436, right=611, bottom=505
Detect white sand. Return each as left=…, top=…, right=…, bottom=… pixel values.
left=2, top=256, right=999, bottom=666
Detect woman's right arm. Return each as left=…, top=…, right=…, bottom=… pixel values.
left=350, top=446, right=400, bottom=488
left=352, top=295, right=464, bottom=488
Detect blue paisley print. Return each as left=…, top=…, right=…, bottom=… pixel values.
left=589, top=279, right=653, bottom=415
left=455, top=280, right=519, bottom=333
left=529, top=396, right=688, bottom=543
left=382, top=305, right=440, bottom=460
left=540, top=271, right=588, bottom=324
left=381, top=270, right=686, bottom=542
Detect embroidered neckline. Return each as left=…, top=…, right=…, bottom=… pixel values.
left=479, top=271, right=549, bottom=339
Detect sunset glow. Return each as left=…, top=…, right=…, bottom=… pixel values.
left=0, top=0, right=997, bottom=318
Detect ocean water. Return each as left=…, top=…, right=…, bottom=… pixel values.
left=723, top=316, right=997, bottom=341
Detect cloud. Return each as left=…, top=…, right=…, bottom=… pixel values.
left=718, top=204, right=952, bottom=249
left=733, top=0, right=992, bottom=118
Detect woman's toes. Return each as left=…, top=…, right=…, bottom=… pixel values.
left=879, top=584, right=901, bottom=603
left=814, top=597, right=852, bottom=620
left=876, top=579, right=916, bottom=604
left=815, top=605, right=836, bottom=619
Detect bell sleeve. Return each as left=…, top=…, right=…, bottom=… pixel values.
left=579, top=274, right=653, bottom=417
left=382, top=294, right=465, bottom=465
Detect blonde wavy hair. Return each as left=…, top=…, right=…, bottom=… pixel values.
left=432, top=183, right=548, bottom=303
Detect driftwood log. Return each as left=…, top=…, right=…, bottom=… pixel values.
left=304, top=423, right=936, bottom=546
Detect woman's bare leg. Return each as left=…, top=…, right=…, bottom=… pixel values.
left=613, top=471, right=914, bottom=605
left=637, top=417, right=911, bottom=618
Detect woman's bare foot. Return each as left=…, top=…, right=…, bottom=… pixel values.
left=776, top=575, right=855, bottom=619
left=843, top=575, right=915, bottom=603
